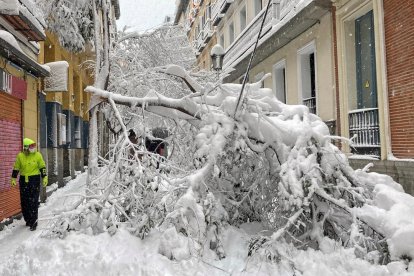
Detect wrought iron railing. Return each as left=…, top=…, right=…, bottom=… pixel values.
left=202, top=19, right=213, bottom=42
left=349, top=108, right=380, bottom=156
left=303, top=97, right=316, bottom=114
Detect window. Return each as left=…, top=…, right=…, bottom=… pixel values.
left=298, top=41, right=317, bottom=114
left=273, top=60, right=287, bottom=103
left=254, top=0, right=262, bottom=16
left=240, top=6, right=247, bottom=31
left=220, top=34, right=225, bottom=48
left=229, top=22, right=235, bottom=45
left=344, top=10, right=380, bottom=156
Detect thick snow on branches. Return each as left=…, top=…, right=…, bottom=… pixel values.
left=48, top=25, right=414, bottom=273
left=36, top=0, right=94, bottom=52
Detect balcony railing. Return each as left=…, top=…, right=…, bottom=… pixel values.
left=223, top=0, right=306, bottom=70
left=349, top=108, right=380, bottom=156
left=193, top=30, right=206, bottom=56
left=212, top=0, right=234, bottom=26
left=202, top=19, right=213, bottom=43
left=223, top=2, right=275, bottom=69
left=303, top=97, right=316, bottom=114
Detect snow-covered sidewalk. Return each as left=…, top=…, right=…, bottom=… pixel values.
left=0, top=173, right=413, bottom=276
left=0, top=173, right=87, bottom=261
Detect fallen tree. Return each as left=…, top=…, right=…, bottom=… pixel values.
left=46, top=26, right=414, bottom=269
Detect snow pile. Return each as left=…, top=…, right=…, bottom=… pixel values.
left=44, top=61, right=69, bottom=92
left=1, top=225, right=413, bottom=275
left=1, top=172, right=413, bottom=275
left=354, top=171, right=414, bottom=261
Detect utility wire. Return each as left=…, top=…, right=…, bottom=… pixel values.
left=234, top=0, right=272, bottom=118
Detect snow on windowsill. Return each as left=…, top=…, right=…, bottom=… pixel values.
left=388, top=154, right=414, bottom=162
left=348, top=154, right=380, bottom=160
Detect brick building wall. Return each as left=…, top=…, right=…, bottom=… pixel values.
left=383, top=0, right=414, bottom=158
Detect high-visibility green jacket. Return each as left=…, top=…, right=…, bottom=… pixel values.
left=12, top=152, right=47, bottom=183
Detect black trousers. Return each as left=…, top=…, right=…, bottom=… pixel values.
left=19, top=175, right=41, bottom=227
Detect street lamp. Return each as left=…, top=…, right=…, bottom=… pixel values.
left=210, top=43, right=225, bottom=75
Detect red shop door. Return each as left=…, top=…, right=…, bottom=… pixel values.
left=0, top=92, right=22, bottom=221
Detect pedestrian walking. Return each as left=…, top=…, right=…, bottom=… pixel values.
left=10, top=138, right=48, bottom=231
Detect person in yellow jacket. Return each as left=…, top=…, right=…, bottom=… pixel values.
left=10, top=138, right=48, bottom=231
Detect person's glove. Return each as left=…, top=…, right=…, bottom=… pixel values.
left=11, top=178, right=17, bottom=187
left=42, top=176, right=48, bottom=187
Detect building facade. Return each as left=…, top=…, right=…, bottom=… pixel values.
left=41, top=32, right=95, bottom=188
left=175, top=0, right=217, bottom=70
left=333, top=0, right=414, bottom=194
left=0, top=0, right=49, bottom=222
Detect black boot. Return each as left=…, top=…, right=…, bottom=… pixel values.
left=30, top=222, right=37, bottom=231
left=26, top=221, right=30, bottom=226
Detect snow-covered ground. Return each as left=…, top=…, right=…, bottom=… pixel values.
left=0, top=173, right=413, bottom=276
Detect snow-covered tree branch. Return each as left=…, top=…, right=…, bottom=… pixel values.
left=47, top=24, right=414, bottom=269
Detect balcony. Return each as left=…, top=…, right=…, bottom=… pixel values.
left=222, top=0, right=332, bottom=83
left=349, top=108, right=380, bottom=157
left=212, top=0, right=234, bottom=26
left=0, top=0, right=46, bottom=41
left=303, top=97, right=316, bottom=115
left=193, top=30, right=206, bottom=56
left=202, top=19, right=214, bottom=44
left=223, top=1, right=277, bottom=70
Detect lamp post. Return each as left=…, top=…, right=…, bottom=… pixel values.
left=210, top=43, right=225, bottom=80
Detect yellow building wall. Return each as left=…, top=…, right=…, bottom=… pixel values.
left=23, top=76, right=39, bottom=142
left=44, top=32, right=94, bottom=119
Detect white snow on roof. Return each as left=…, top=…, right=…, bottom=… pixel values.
left=0, top=30, right=23, bottom=52
left=19, top=4, right=45, bottom=37
left=0, top=0, right=19, bottom=15
left=20, top=0, right=46, bottom=27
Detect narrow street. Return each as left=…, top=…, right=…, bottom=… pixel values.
left=0, top=173, right=87, bottom=261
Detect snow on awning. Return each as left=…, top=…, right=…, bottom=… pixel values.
left=44, top=61, right=69, bottom=92
left=0, top=30, right=49, bottom=78
left=0, top=0, right=46, bottom=41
